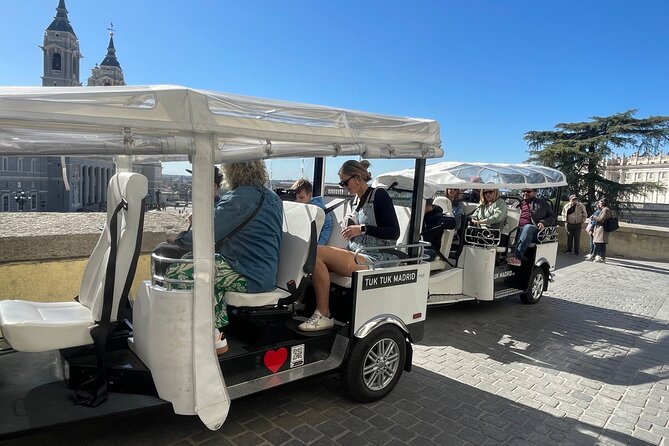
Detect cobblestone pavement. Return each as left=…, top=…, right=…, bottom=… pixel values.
left=5, top=254, right=669, bottom=446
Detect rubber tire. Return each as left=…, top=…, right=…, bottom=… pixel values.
left=520, top=266, right=546, bottom=305
left=340, top=324, right=406, bottom=403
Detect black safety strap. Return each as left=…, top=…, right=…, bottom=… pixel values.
left=215, top=187, right=265, bottom=251
left=324, top=198, right=351, bottom=215
left=74, top=199, right=126, bottom=407
left=116, top=198, right=146, bottom=322
left=303, top=220, right=318, bottom=274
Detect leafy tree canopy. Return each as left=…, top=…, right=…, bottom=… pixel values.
left=525, top=110, right=669, bottom=214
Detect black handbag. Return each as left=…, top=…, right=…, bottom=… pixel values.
left=603, top=217, right=619, bottom=232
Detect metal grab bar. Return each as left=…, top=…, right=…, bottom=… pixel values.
left=150, top=252, right=195, bottom=289
left=352, top=242, right=430, bottom=268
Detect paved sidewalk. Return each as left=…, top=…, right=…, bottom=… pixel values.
left=5, top=254, right=669, bottom=446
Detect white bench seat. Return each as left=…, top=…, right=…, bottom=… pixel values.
left=0, top=172, right=148, bottom=352
left=225, top=201, right=324, bottom=308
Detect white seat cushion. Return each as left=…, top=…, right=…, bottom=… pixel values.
left=225, top=288, right=291, bottom=307
left=0, top=300, right=94, bottom=352
left=330, top=273, right=352, bottom=288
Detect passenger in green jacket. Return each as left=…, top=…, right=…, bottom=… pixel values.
left=471, top=189, right=508, bottom=229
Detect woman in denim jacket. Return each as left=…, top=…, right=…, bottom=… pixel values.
left=169, top=161, right=283, bottom=353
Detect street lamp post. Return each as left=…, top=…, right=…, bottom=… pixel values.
left=13, top=191, right=28, bottom=212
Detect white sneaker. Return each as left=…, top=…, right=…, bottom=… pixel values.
left=594, top=255, right=605, bottom=263
left=298, top=309, right=334, bottom=332
left=584, top=254, right=593, bottom=260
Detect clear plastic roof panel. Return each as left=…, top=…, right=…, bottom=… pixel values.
left=373, top=161, right=567, bottom=194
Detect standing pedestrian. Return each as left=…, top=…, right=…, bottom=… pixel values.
left=590, top=199, right=612, bottom=263
left=562, top=194, right=587, bottom=255
left=584, top=202, right=601, bottom=260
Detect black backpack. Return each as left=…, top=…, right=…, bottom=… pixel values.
left=603, top=217, right=619, bottom=232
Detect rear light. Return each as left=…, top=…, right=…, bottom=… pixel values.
left=413, top=312, right=422, bottom=319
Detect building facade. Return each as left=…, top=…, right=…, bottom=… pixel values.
left=604, top=152, right=669, bottom=205
left=604, top=152, right=669, bottom=227
left=0, top=0, right=161, bottom=212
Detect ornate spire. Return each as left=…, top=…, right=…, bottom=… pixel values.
left=100, top=23, right=121, bottom=68
left=46, top=0, right=76, bottom=36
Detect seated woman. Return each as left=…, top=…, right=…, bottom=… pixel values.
left=471, top=189, right=508, bottom=229
left=446, top=188, right=465, bottom=228
left=298, top=160, right=400, bottom=332
left=166, top=161, right=283, bottom=353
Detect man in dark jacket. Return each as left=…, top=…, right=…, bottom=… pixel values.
left=422, top=199, right=445, bottom=261
left=507, top=188, right=555, bottom=266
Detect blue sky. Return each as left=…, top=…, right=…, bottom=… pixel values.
left=2, top=0, right=668, bottom=182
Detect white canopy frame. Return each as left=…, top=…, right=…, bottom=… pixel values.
left=0, top=84, right=443, bottom=430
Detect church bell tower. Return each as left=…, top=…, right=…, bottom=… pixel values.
left=41, top=0, right=82, bottom=86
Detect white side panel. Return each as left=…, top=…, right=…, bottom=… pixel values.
left=462, top=247, right=495, bottom=300
left=191, top=133, right=230, bottom=431
left=352, top=263, right=430, bottom=334
left=428, top=268, right=464, bottom=295
left=535, top=242, right=558, bottom=270
left=131, top=282, right=196, bottom=414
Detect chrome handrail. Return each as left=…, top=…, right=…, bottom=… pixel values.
left=151, top=252, right=195, bottom=289
left=352, top=242, right=430, bottom=268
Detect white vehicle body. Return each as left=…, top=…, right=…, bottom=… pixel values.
left=0, top=85, right=441, bottom=436
left=374, top=162, right=567, bottom=305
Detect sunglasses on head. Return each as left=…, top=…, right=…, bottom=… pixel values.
left=338, top=176, right=355, bottom=188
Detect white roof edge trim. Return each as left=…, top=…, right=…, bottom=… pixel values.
left=0, top=85, right=443, bottom=161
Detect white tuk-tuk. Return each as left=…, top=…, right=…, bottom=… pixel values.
left=0, top=85, right=441, bottom=437
left=374, top=162, right=567, bottom=306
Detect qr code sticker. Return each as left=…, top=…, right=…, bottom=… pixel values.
left=290, top=344, right=305, bottom=368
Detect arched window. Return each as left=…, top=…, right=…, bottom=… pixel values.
left=1, top=157, right=7, bottom=171
left=52, top=53, right=62, bottom=71
left=17, top=158, right=23, bottom=172
left=1, top=195, right=8, bottom=212
left=31, top=194, right=38, bottom=210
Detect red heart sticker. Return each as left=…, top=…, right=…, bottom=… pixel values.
left=263, top=348, right=288, bottom=373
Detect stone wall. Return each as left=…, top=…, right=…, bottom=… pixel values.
left=0, top=211, right=189, bottom=301
left=557, top=221, right=669, bottom=261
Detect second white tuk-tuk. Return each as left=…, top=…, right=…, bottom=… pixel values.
left=374, top=162, right=567, bottom=306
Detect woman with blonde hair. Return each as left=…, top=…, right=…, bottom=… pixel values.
left=167, top=160, right=283, bottom=353
left=298, top=159, right=400, bottom=332
left=471, top=188, right=508, bottom=229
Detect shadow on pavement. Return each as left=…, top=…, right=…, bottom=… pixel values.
left=1, top=368, right=657, bottom=446
left=421, top=295, right=669, bottom=386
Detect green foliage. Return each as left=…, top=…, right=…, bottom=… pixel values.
left=525, top=110, right=669, bottom=214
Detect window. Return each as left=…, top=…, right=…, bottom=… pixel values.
left=31, top=194, right=37, bottom=210
left=16, top=181, right=21, bottom=189
left=1, top=157, right=7, bottom=171
left=52, top=53, right=62, bottom=71
left=17, top=158, right=23, bottom=172
left=31, top=181, right=36, bottom=188
left=1, top=195, right=8, bottom=211
left=31, top=159, right=37, bottom=172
